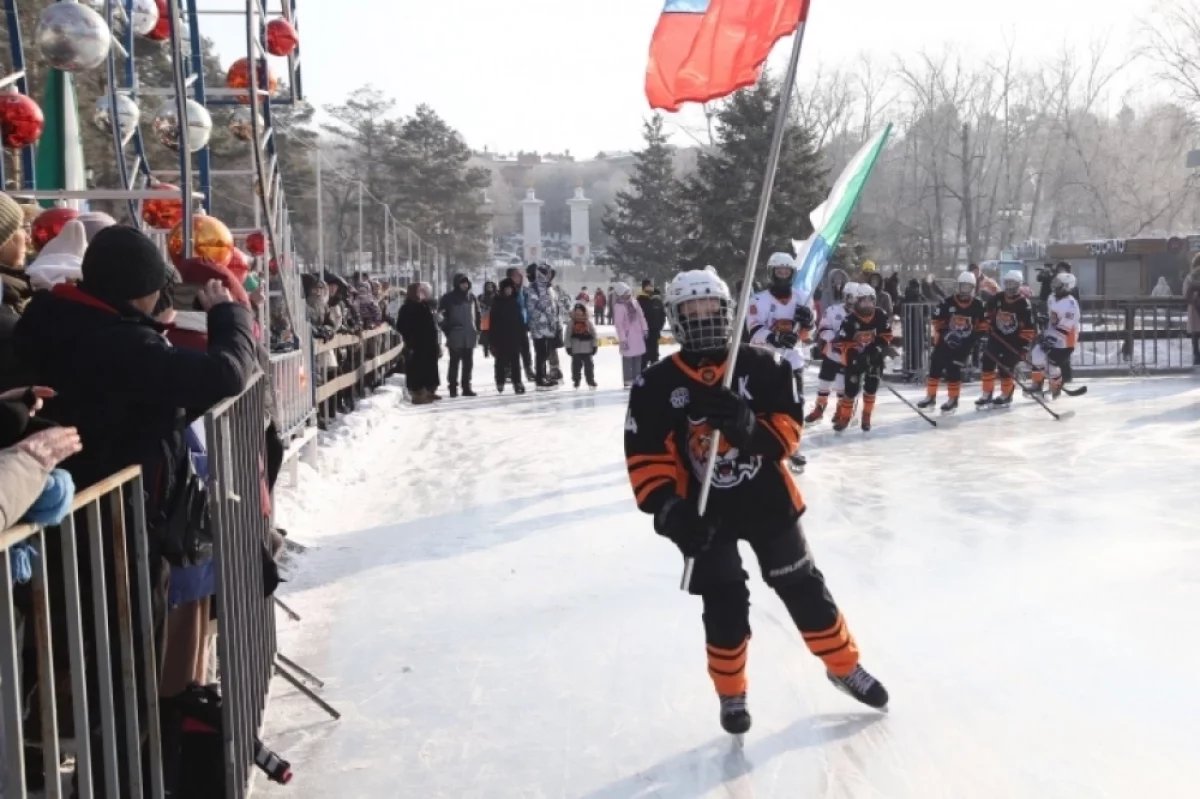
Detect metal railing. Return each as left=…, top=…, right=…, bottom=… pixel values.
left=895, top=297, right=1195, bottom=380
left=0, top=467, right=164, bottom=799
left=313, top=325, right=404, bottom=426
left=202, top=373, right=276, bottom=798
left=269, top=349, right=314, bottom=442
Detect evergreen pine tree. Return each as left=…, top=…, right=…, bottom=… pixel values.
left=679, top=75, right=829, bottom=285
left=599, top=114, right=683, bottom=285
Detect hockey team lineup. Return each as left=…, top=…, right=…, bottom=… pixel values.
left=621, top=255, right=1086, bottom=743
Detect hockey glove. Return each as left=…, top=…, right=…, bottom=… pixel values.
left=774, top=329, right=800, bottom=350
left=654, top=496, right=719, bottom=558
left=689, top=387, right=757, bottom=449
left=793, top=305, right=815, bottom=330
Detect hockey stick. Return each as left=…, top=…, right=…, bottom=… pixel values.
left=982, top=349, right=1074, bottom=421
left=881, top=382, right=942, bottom=427
left=681, top=23, right=810, bottom=594
left=987, top=331, right=1088, bottom=396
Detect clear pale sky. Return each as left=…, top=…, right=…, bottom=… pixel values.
left=204, top=0, right=1148, bottom=155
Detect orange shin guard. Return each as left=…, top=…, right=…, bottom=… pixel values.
left=707, top=637, right=749, bottom=696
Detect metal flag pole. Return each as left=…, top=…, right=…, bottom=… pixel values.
left=681, top=20, right=811, bottom=592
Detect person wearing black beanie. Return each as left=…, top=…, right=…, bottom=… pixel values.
left=79, top=225, right=178, bottom=314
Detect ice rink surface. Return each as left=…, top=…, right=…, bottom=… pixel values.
left=264, top=348, right=1200, bottom=798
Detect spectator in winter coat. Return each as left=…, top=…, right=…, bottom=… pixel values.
left=0, top=193, right=31, bottom=393
left=636, top=280, right=666, bottom=367
left=1184, top=258, right=1200, bottom=366
left=13, top=226, right=258, bottom=789
left=594, top=287, right=607, bottom=325
left=1151, top=276, right=1173, bottom=297
left=525, top=263, right=560, bottom=387
left=489, top=278, right=527, bottom=394
left=904, top=278, right=922, bottom=304
left=0, top=423, right=81, bottom=530
left=884, top=271, right=901, bottom=311
left=438, top=274, right=482, bottom=397
left=478, top=281, right=497, bottom=358
left=576, top=287, right=591, bottom=305
left=506, top=267, right=536, bottom=381
left=354, top=279, right=382, bottom=329
left=612, top=282, right=648, bottom=387
left=25, top=219, right=86, bottom=291
left=396, top=282, right=442, bottom=404
left=566, top=302, right=598, bottom=389
left=863, top=271, right=893, bottom=319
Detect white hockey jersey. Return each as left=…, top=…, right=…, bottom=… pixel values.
left=1044, top=295, right=1080, bottom=349
left=745, top=289, right=811, bottom=371
left=815, top=303, right=848, bottom=360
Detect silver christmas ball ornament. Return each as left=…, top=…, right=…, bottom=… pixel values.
left=92, top=94, right=141, bottom=145
left=129, top=0, right=160, bottom=37
left=228, top=107, right=260, bottom=142
left=36, top=2, right=113, bottom=72
left=152, top=99, right=213, bottom=153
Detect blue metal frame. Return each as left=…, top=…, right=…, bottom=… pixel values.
left=184, top=0, right=211, bottom=210
left=105, top=0, right=137, bottom=223
left=2, top=0, right=37, bottom=190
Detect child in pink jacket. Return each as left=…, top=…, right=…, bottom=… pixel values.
left=611, top=282, right=648, bottom=387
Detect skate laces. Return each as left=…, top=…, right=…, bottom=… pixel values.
left=721, top=694, right=748, bottom=713
left=843, top=666, right=876, bottom=693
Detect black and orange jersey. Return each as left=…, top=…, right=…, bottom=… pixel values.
left=983, top=292, right=1036, bottom=347
left=623, top=347, right=805, bottom=527
left=831, top=308, right=893, bottom=365
left=931, top=296, right=987, bottom=349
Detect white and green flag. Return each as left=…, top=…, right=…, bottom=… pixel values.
left=34, top=68, right=88, bottom=211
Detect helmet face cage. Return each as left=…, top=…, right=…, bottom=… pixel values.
left=669, top=296, right=734, bottom=352
left=957, top=281, right=975, bottom=298
left=843, top=283, right=859, bottom=307
left=855, top=293, right=875, bottom=315
left=1051, top=273, right=1075, bottom=295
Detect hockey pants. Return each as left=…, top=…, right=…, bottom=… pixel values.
left=811, top=357, right=845, bottom=412
left=687, top=519, right=860, bottom=698
left=1031, top=345, right=1073, bottom=391
left=980, top=339, right=1023, bottom=397
left=925, top=344, right=968, bottom=401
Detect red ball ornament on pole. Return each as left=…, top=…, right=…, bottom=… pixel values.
left=142, top=181, right=185, bottom=229
left=31, top=207, right=80, bottom=250
left=265, top=19, right=298, bottom=57
left=144, top=0, right=169, bottom=42
left=245, top=230, right=266, bottom=256
left=167, top=215, right=235, bottom=268
left=225, top=57, right=277, bottom=103
left=0, top=92, right=45, bottom=148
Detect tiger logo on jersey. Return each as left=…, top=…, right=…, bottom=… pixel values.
left=994, top=310, right=1017, bottom=335
left=853, top=330, right=876, bottom=349
left=685, top=419, right=762, bottom=489
left=946, top=314, right=973, bottom=346
left=771, top=319, right=795, bottom=334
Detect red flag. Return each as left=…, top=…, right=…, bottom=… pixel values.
left=645, top=0, right=809, bottom=112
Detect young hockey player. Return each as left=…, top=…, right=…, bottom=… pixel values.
left=831, top=284, right=894, bottom=432
left=624, top=267, right=889, bottom=738
left=745, top=252, right=815, bottom=469
left=977, top=270, right=1036, bottom=408
left=1031, top=272, right=1080, bottom=398
left=803, top=281, right=860, bottom=424
left=917, top=271, right=988, bottom=413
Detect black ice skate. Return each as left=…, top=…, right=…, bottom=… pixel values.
left=916, top=395, right=937, bottom=410
left=719, top=693, right=752, bottom=736
left=940, top=397, right=958, bottom=414
left=974, top=393, right=993, bottom=408
left=860, top=411, right=872, bottom=432
left=804, top=403, right=826, bottom=425
left=991, top=393, right=1013, bottom=408
left=827, top=665, right=889, bottom=711
left=788, top=452, right=806, bottom=472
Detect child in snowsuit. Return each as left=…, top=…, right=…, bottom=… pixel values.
left=611, top=282, right=648, bottom=387
left=565, top=302, right=598, bottom=388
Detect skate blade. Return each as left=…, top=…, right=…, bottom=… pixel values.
left=731, top=733, right=745, bottom=748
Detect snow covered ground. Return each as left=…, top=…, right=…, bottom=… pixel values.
left=262, top=347, right=1200, bottom=798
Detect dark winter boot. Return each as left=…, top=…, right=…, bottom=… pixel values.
left=940, top=397, right=958, bottom=413
left=462, top=385, right=477, bottom=397
left=496, top=383, right=505, bottom=394
left=719, top=693, right=752, bottom=735
left=514, top=382, right=527, bottom=395
left=448, top=385, right=458, bottom=399
left=827, top=664, right=889, bottom=711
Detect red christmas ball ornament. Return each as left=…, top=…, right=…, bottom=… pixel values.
left=144, top=0, right=169, bottom=42
left=142, top=182, right=184, bottom=229
left=225, top=57, right=277, bottom=104
left=268, top=256, right=281, bottom=275
left=245, top=230, right=266, bottom=256
left=226, top=247, right=250, bottom=281
left=31, top=207, right=80, bottom=250
left=265, top=19, right=298, bottom=57
left=0, top=92, right=45, bottom=148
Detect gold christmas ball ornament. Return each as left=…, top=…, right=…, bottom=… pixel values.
left=167, top=214, right=235, bottom=269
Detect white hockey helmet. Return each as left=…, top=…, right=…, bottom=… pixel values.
left=842, top=281, right=861, bottom=307
left=854, top=283, right=876, bottom=314
left=1051, top=271, right=1077, bottom=296
left=766, top=251, right=796, bottom=293
left=766, top=252, right=795, bottom=268
left=665, top=267, right=734, bottom=353
left=956, top=271, right=976, bottom=298
left=1002, top=269, right=1023, bottom=296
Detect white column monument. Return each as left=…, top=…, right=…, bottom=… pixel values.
left=521, top=188, right=543, bottom=264
left=568, top=186, right=592, bottom=264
